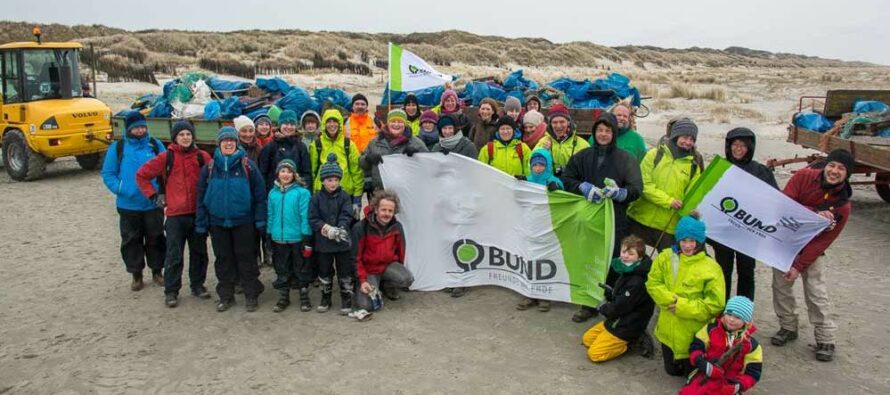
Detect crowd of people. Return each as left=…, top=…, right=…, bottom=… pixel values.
left=101, top=89, right=855, bottom=393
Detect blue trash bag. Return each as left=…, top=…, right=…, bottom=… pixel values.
left=219, top=97, right=245, bottom=119
left=245, top=107, right=269, bottom=120
left=206, top=78, right=251, bottom=94
left=380, top=84, right=446, bottom=106
left=853, top=100, right=889, bottom=114
left=161, top=80, right=177, bottom=100
left=275, top=86, right=320, bottom=116
left=793, top=112, right=834, bottom=133
left=503, top=69, right=539, bottom=91
left=547, top=73, right=641, bottom=108
left=204, top=101, right=221, bottom=120
left=879, top=128, right=890, bottom=138
left=461, top=81, right=508, bottom=106
left=256, top=77, right=293, bottom=95
left=313, top=88, right=352, bottom=109
left=148, top=97, right=173, bottom=118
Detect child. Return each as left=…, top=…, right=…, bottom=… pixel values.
left=267, top=159, right=313, bottom=312
left=478, top=116, right=530, bottom=178
left=308, top=154, right=355, bottom=314
left=253, top=114, right=274, bottom=146
left=515, top=148, right=563, bottom=310
left=582, top=235, right=655, bottom=362
left=299, top=110, right=321, bottom=147
left=680, top=296, right=762, bottom=395
left=646, top=214, right=725, bottom=376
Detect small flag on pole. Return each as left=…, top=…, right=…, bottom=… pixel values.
left=389, top=42, right=453, bottom=92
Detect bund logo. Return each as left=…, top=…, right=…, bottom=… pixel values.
left=453, top=239, right=484, bottom=272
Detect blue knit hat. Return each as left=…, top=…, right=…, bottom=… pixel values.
left=530, top=154, right=547, bottom=168
left=216, top=126, right=238, bottom=144
left=675, top=215, right=706, bottom=243
left=724, top=296, right=754, bottom=323
left=318, top=153, right=343, bottom=180
left=124, top=110, right=147, bottom=133
left=276, top=159, right=297, bottom=174
left=278, top=110, right=299, bottom=126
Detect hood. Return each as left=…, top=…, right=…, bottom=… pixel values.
left=301, top=110, right=321, bottom=128
left=725, top=127, right=756, bottom=165
left=528, top=148, right=563, bottom=188
left=525, top=95, right=542, bottom=108
left=591, top=112, right=618, bottom=149
left=321, top=109, right=345, bottom=139
left=124, top=129, right=156, bottom=147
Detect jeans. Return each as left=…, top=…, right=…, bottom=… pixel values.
left=163, top=215, right=208, bottom=295
left=355, top=262, right=414, bottom=310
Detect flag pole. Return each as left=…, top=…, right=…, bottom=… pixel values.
left=387, top=42, right=392, bottom=113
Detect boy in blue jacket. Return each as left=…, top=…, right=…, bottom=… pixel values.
left=196, top=127, right=267, bottom=312
left=101, top=110, right=166, bottom=291
left=267, top=159, right=312, bottom=312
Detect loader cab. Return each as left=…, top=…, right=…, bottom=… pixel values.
left=1, top=44, right=83, bottom=110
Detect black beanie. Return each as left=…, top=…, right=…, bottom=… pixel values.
left=170, top=119, right=195, bottom=142
left=825, top=149, right=854, bottom=178
left=352, top=93, right=368, bottom=106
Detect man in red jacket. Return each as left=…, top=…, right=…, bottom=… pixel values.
left=352, top=190, right=414, bottom=312
left=137, top=120, right=213, bottom=307
left=770, top=149, right=853, bottom=362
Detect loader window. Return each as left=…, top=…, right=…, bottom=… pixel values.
left=22, top=49, right=82, bottom=102
left=1, top=51, right=22, bottom=103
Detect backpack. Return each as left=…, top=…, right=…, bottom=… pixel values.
left=115, top=137, right=162, bottom=168
left=653, top=144, right=704, bottom=180
left=486, top=141, right=525, bottom=165
left=206, top=156, right=251, bottom=184
left=313, top=137, right=351, bottom=181
left=160, top=149, right=206, bottom=194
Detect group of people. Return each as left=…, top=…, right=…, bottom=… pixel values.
left=101, top=88, right=855, bottom=393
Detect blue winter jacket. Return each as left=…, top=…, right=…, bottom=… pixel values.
left=195, top=148, right=267, bottom=233
left=101, top=133, right=166, bottom=211
left=267, top=180, right=312, bottom=243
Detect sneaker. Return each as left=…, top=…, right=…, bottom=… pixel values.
left=815, top=343, right=835, bottom=362
left=245, top=298, right=259, bottom=312
left=450, top=287, right=468, bottom=298
left=572, top=306, right=598, bottom=323
left=151, top=271, right=163, bottom=286
left=191, top=287, right=211, bottom=299
left=130, top=273, right=144, bottom=292
left=165, top=293, right=178, bottom=308
left=348, top=309, right=373, bottom=322
left=216, top=299, right=234, bottom=312
left=538, top=300, right=551, bottom=312
left=771, top=328, right=799, bottom=346
left=516, top=298, right=538, bottom=310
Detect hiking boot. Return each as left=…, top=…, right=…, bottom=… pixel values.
left=191, top=286, right=211, bottom=299
left=165, top=293, right=178, bottom=308
left=273, top=291, right=290, bottom=313
left=815, top=343, right=835, bottom=362
left=572, top=306, right=598, bottom=323
left=340, top=291, right=353, bottom=315
left=381, top=287, right=401, bottom=301
left=635, top=333, right=656, bottom=359
left=151, top=270, right=163, bottom=286
left=216, top=299, right=234, bottom=312
left=130, top=273, right=144, bottom=292
left=317, top=291, right=332, bottom=313
left=538, top=300, right=551, bottom=312
left=516, top=298, right=538, bottom=310
left=299, top=288, right=312, bottom=312
left=450, top=287, right=468, bottom=298
left=771, top=328, right=799, bottom=346
left=245, top=297, right=259, bottom=312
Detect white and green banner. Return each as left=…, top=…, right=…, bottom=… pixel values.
left=681, top=156, right=830, bottom=272
left=379, top=153, right=614, bottom=307
left=388, top=42, right=454, bottom=92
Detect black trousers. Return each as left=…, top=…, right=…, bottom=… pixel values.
left=117, top=208, right=166, bottom=274
left=272, top=241, right=310, bottom=290
left=661, top=344, right=692, bottom=377
left=317, top=250, right=355, bottom=282
left=711, top=239, right=755, bottom=301
left=163, top=215, right=208, bottom=295
left=210, top=223, right=263, bottom=300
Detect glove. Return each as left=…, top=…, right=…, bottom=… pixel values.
left=403, top=145, right=418, bottom=157
left=302, top=244, right=313, bottom=258
left=546, top=182, right=559, bottom=192
left=150, top=193, right=166, bottom=209
left=579, top=182, right=604, bottom=203
left=514, top=175, right=526, bottom=181
left=334, top=227, right=351, bottom=243
left=705, top=361, right=724, bottom=379
left=321, top=224, right=336, bottom=240
left=352, top=196, right=362, bottom=206
left=603, top=187, right=628, bottom=202
left=365, top=152, right=383, bottom=166
left=441, top=148, right=450, bottom=155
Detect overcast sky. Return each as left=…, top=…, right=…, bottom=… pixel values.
left=6, top=0, right=889, bottom=65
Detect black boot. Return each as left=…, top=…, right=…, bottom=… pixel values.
left=273, top=289, right=290, bottom=313
left=131, top=272, right=144, bottom=292
left=317, top=278, right=332, bottom=313
left=299, top=287, right=312, bottom=312
left=339, top=277, right=354, bottom=315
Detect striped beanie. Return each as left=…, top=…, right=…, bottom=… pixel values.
left=724, top=296, right=754, bottom=323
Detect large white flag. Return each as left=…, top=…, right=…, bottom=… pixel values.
left=682, top=157, right=830, bottom=272
left=388, top=43, right=453, bottom=92
left=378, top=153, right=614, bottom=307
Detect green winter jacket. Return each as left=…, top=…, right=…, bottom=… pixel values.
left=627, top=144, right=702, bottom=234
left=478, top=138, right=531, bottom=177
left=589, top=128, right=648, bottom=162
left=536, top=129, right=589, bottom=171
left=309, top=109, right=364, bottom=197
left=646, top=248, right=725, bottom=358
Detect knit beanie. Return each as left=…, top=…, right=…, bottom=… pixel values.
left=253, top=114, right=272, bottom=127
left=547, top=103, right=571, bottom=122
left=496, top=116, right=518, bottom=132
left=530, top=154, right=547, bottom=168
left=504, top=96, right=522, bottom=113
left=216, top=126, right=238, bottom=144
left=404, top=93, right=418, bottom=106
left=724, top=296, right=754, bottom=323
left=278, top=110, right=298, bottom=126
left=233, top=115, right=254, bottom=131
left=825, top=149, right=854, bottom=177
left=387, top=109, right=408, bottom=123
left=669, top=118, right=699, bottom=141
left=351, top=93, right=368, bottom=106
left=318, top=153, right=343, bottom=180
left=420, top=110, right=439, bottom=125
left=675, top=215, right=707, bottom=243
left=522, top=110, right=545, bottom=127
left=170, top=119, right=195, bottom=142
left=437, top=114, right=456, bottom=130
left=276, top=159, right=297, bottom=174
left=124, top=110, right=147, bottom=133
left=440, top=89, right=459, bottom=106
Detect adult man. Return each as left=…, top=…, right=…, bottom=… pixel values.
left=610, top=103, right=648, bottom=162
left=345, top=94, right=377, bottom=153
left=535, top=104, right=589, bottom=176
left=101, top=111, right=166, bottom=291
left=770, top=149, right=853, bottom=362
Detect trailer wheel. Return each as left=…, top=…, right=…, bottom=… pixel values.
left=75, top=152, right=103, bottom=170
left=2, top=130, right=46, bottom=181
left=876, top=174, right=890, bottom=204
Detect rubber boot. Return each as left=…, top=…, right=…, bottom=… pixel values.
left=339, top=277, right=354, bottom=315
left=131, top=272, right=144, bottom=291
left=273, top=289, right=290, bottom=313
left=299, top=287, right=312, bottom=312
left=317, top=278, right=332, bottom=313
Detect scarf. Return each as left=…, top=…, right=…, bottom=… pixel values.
left=610, top=257, right=641, bottom=274
left=439, top=131, right=465, bottom=150
left=419, top=127, right=440, bottom=147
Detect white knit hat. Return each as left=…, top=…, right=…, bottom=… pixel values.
left=233, top=115, right=254, bottom=131
left=522, top=110, right=545, bottom=127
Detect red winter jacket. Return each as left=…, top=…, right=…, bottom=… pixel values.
left=136, top=144, right=212, bottom=217
left=783, top=167, right=851, bottom=272
left=353, top=214, right=405, bottom=283
left=683, top=317, right=762, bottom=395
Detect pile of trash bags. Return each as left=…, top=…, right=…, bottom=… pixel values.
left=793, top=99, right=890, bottom=136
left=380, top=69, right=641, bottom=110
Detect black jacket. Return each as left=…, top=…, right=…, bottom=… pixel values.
left=308, top=187, right=354, bottom=253
left=258, top=136, right=312, bottom=191
left=725, top=127, right=779, bottom=189
left=599, top=256, right=655, bottom=342
left=431, top=136, right=479, bottom=159
left=562, top=114, right=642, bottom=238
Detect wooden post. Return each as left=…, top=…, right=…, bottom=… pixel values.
left=90, top=43, right=98, bottom=98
